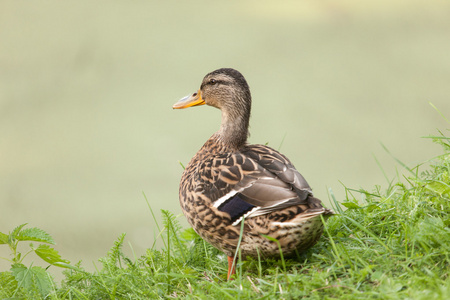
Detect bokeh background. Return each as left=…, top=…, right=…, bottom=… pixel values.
left=1, top=0, right=450, bottom=276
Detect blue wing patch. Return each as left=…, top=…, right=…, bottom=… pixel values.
left=217, top=194, right=256, bottom=224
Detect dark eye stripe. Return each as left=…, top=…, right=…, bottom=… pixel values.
left=201, top=79, right=229, bottom=89
left=211, top=80, right=228, bottom=85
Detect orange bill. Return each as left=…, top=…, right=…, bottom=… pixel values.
left=173, top=90, right=205, bottom=109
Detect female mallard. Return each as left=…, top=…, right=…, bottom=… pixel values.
left=173, top=68, right=333, bottom=279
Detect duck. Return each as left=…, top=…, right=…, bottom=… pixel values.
left=173, top=68, right=333, bottom=280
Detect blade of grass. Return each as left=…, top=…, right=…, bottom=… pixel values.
left=320, top=215, right=343, bottom=266
left=380, top=143, right=417, bottom=178
left=143, top=192, right=167, bottom=249
left=429, top=102, right=450, bottom=124
left=277, top=132, right=287, bottom=151
left=372, top=153, right=390, bottom=185
left=231, top=217, right=246, bottom=280
left=328, top=188, right=344, bottom=214
left=342, top=215, right=391, bottom=252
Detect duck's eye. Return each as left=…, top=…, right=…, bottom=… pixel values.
left=209, top=79, right=217, bottom=85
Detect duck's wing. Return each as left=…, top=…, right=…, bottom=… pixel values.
left=196, top=144, right=322, bottom=226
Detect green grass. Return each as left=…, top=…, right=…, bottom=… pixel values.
left=1, top=132, right=449, bottom=299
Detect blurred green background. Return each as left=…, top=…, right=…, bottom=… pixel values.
left=1, top=0, right=450, bottom=274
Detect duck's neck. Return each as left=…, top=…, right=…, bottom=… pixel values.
left=216, top=107, right=250, bottom=150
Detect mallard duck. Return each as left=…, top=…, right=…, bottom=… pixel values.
left=173, top=68, right=333, bottom=279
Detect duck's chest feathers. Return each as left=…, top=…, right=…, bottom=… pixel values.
left=179, top=139, right=230, bottom=213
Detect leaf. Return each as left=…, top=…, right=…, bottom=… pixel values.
left=180, top=228, right=199, bottom=242
left=16, top=228, right=54, bottom=244
left=341, top=202, right=361, bottom=209
left=365, top=204, right=380, bottom=213
left=11, top=263, right=53, bottom=298
left=425, top=180, right=450, bottom=196
left=10, top=264, right=30, bottom=288
left=0, top=232, right=8, bottom=244
left=9, top=224, right=28, bottom=241
left=34, top=244, right=70, bottom=267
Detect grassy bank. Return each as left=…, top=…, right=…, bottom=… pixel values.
left=1, top=132, right=449, bottom=299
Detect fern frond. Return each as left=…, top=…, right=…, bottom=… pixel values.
left=161, top=210, right=187, bottom=264
left=100, top=233, right=126, bottom=272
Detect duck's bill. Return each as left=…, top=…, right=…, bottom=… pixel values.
left=172, top=90, right=205, bottom=109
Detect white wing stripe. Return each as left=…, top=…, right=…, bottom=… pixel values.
left=213, top=190, right=238, bottom=208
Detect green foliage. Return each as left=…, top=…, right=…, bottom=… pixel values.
left=56, top=132, right=449, bottom=299
left=34, top=244, right=71, bottom=268
left=161, top=209, right=187, bottom=264
left=16, top=227, right=55, bottom=244
left=11, top=263, right=53, bottom=298
left=0, top=224, right=72, bottom=299
left=0, top=232, right=8, bottom=244
left=58, top=216, right=223, bottom=298
left=1, top=131, right=449, bottom=299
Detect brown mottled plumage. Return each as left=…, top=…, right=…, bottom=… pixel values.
left=173, top=68, right=333, bottom=279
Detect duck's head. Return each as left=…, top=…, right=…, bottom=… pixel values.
left=173, top=68, right=252, bottom=147
left=173, top=68, right=251, bottom=114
